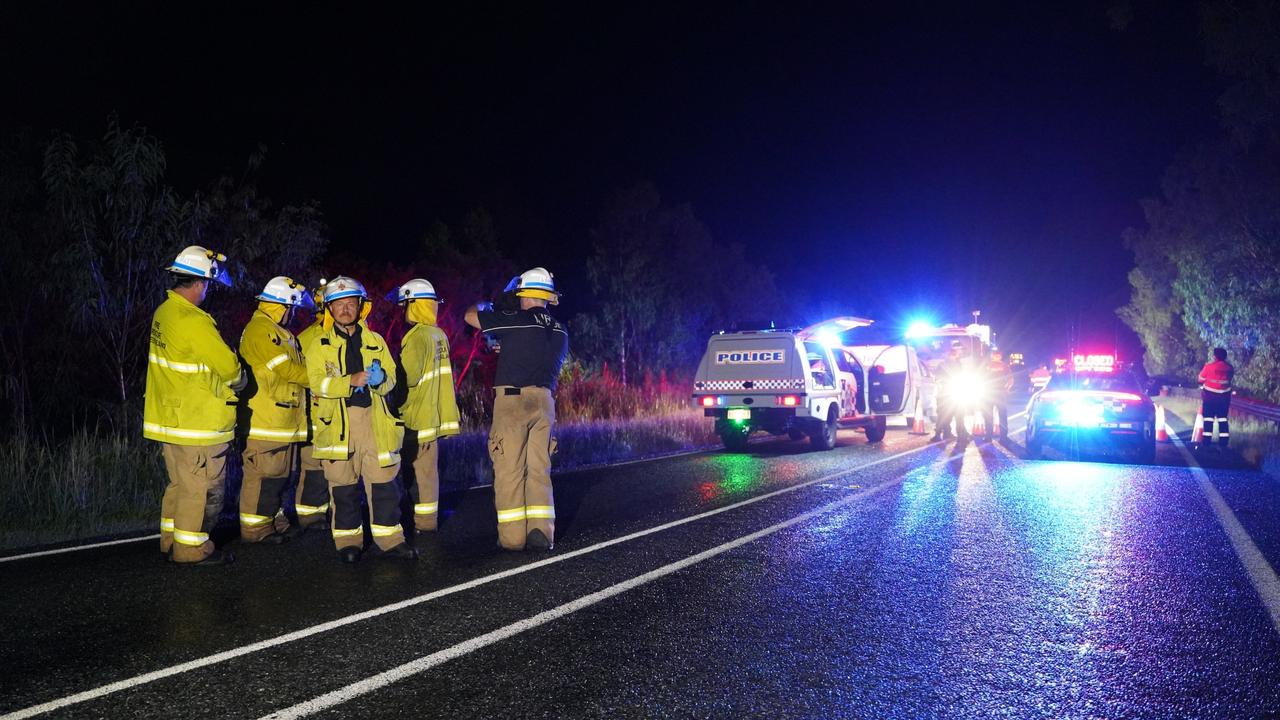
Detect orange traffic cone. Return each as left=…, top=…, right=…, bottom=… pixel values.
left=1191, top=412, right=1205, bottom=445
left=1155, top=404, right=1170, bottom=443
left=989, top=404, right=1002, bottom=437
left=971, top=410, right=986, bottom=438
left=909, top=395, right=927, bottom=435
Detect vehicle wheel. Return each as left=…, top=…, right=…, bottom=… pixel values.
left=720, top=427, right=751, bottom=452
left=864, top=416, right=887, bottom=443
left=1025, top=423, right=1043, bottom=459
left=809, top=411, right=838, bottom=450
left=788, top=428, right=807, bottom=441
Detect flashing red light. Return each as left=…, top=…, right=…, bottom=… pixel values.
left=701, top=396, right=716, bottom=407
left=781, top=395, right=799, bottom=406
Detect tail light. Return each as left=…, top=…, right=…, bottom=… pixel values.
left=781, top=395, right=799, bottom=406
left=701, top=396, right=716, bottom=408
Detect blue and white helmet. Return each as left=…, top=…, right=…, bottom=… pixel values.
left=256, top=276, right=315, bottom=310
left=166, top=245, right=231, bottom=286
left=503, top=267, right=559, bottom=305
left=322, top=276, right=368, bottom=304
left=386, top=278, right=440, bottom=304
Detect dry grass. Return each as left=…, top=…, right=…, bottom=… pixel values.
left=1157, top=389, right=1280, bottom=474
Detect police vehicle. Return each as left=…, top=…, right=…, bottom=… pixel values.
left=1024, top=354, right=1157, bottom=463
left=692, top=325, right=889, bottom=452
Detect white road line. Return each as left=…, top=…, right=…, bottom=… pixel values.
left=258, top=465, right=933, bottom=720
left=0, top=535, right=161, bottom=564
left=1168, top=422, right=1280, bottom=635
left=0, top=438, right=947, bottom=720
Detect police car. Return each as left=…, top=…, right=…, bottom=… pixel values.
left=692, top=326, right=888, bottom=452
left=1024, top=354, right=1157, bottom=463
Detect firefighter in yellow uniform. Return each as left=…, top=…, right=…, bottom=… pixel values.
left=390, top=279, right=462, bottom=532
left=294, top=281, right=330, bottom=530
left=465, top=268, right=569, bottom=551
left=305, top=276, right=416, bottom=563
left=237, top=276, right=312, bottom=543
left=143, top=246, right=245, bottom=565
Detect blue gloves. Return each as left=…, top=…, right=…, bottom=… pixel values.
left=366, top=359, right=386, bottom=388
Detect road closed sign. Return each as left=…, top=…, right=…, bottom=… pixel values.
left=715, top=350, right=786, bottom=365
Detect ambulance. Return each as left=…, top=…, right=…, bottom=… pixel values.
left=691, top=319, right=892, bottom=452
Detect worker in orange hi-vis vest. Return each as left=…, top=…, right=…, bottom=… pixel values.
left=1197, top=347, right=1235, bottom=448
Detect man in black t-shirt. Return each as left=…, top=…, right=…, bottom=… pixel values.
left=465, top=267, right=569, bottom=551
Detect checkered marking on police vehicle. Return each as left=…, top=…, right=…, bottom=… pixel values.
left=696, top=379, right=805, bottom=391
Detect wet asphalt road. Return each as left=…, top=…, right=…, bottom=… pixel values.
left=3, top=410, right=1280, bottom=719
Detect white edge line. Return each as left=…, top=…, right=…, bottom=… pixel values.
left=1, top=435, right=956, bottom=720
left=260, top=475, right=917, bottom=719
left=0, top=535, right=161, bottom=564
left=1168, top=421, right=1280, bottom=635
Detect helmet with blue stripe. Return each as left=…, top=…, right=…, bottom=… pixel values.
left=166, top=245, right=231, bottom=286
left=386, top=278, right=441, bottom=304
left=256, top=276, right=315, bottom=310
left=511, top=267, right=559, bottom=305
left=322, top=276, right=368, bottom=304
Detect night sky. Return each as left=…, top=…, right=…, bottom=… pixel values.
left=2, top=2, right=1224, bottom=364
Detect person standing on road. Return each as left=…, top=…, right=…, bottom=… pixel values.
left=294, top=281, right=331, bottom=532
left=237, top=276, right=312, bottom=544
left=1198, top=347, right=1235, bottom=448
left=932, top=344, right=967, bottom=443
left=390, top=279, right=461, bottom=533
left=987, top=350, right=1013, bottom=440
left=144, top=246, right=245, bottom=566
left=464, top=267, right=569, bottom=552
left=305, top=276, right=416, bottom=563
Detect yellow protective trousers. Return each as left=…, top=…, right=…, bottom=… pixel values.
left=295, top=443, right=330, bottom=526
left=159, top=443, right=229, bottom=563
left=323, top=406, right=405, bottom=551
left=239, top=440, right=297, bottom=541
left=402, top=434, right=440, bottom=532
left=489, top=387, right=556, bottom=550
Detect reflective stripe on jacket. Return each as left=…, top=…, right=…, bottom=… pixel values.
left=304, top=322, right=402, bottom=464
left=1199, top=360, right=1234, bottom=393
left=143, top=291, right=242, bottom=446
left=399, top=323, right=462, bottom=443
left=240, top=310, right=308, bottom=442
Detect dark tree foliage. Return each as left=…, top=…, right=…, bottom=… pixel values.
left=1120, top=1, right=1280, bottom=399
left=575, top=182, right=782, bottom=385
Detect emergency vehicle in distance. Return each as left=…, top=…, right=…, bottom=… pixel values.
left=1024, top=353, right=1158, bottom=463
left=905, top=321, right=996, bottom=431
left=691, top=321, right=891, bottom=451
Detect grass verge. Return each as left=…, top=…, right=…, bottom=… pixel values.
left=1, top=409, right=720, bottom=552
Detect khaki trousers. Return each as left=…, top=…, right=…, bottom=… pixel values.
left=296, top=443, right=330, bottom=526
left=323, top=405, right=404, bottom=551
left=489, top=387, right=556, bottom=550
left=239, top=440, right=296, bottom=541
left=159, top=443, right=229, bottom=563
left=403, top=434, right=440, bottom=531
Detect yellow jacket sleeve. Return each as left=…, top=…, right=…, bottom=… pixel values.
left=241, top=323, right=308, bottom=387
left=372, top=341, right=397, bottom=397
left=401, top=327, right=427, bottom=389
left=190, top=315, right=241, bottom=385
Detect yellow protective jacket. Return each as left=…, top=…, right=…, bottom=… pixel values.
left=399, top=323, right=462, bottom=442
left=143, top=291, right=243, bottom=445
left=298, top=319, right=325, bottom=443
left=304, top=322, right=402, bottom=465
left=240, top=309, right=308, bottom=442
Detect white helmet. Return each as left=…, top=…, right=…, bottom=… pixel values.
left=504, top=267, right=559, bottom=305
left=256, top=276, right=315, bottom=309
left=322, top=275, right=368, bottom=304
left=166, top=245, right=230, bottom=286
left=387, top=278, right=440, bottom=304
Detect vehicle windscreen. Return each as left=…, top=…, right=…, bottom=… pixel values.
left=1045, top=372, right=1141, bottom=394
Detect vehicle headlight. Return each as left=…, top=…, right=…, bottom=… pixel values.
left=944, top=370, right=988, bottom=407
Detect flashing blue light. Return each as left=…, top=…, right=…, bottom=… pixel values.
left=815, top=331, right=843, bottom=349
left=905, top=320, right=934, bottom=339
